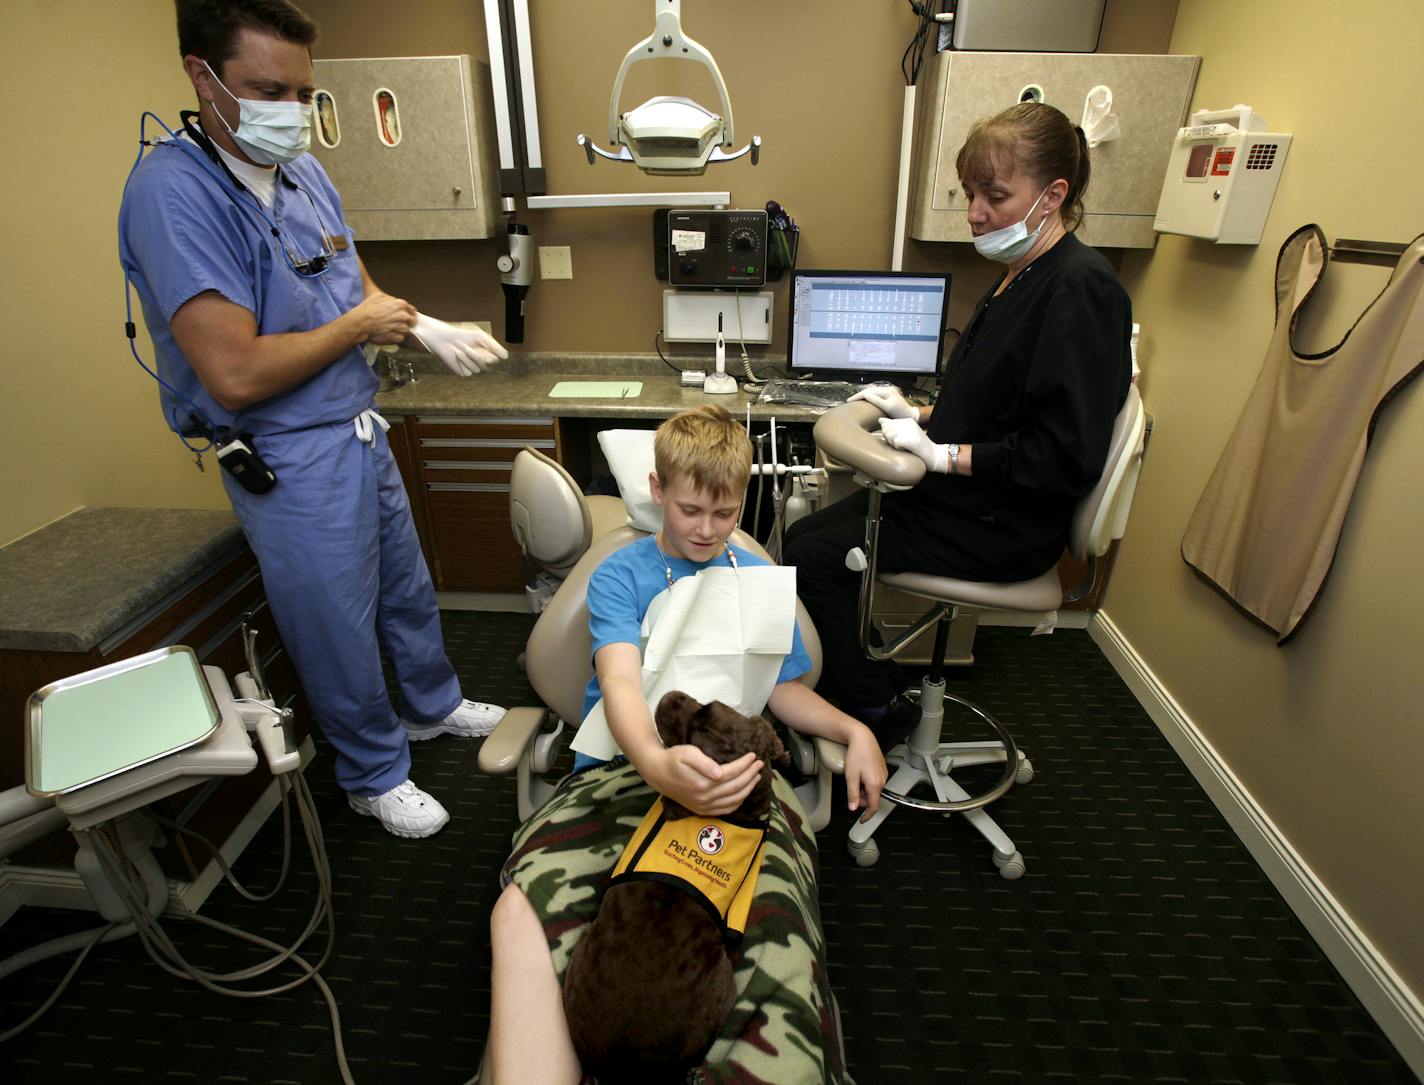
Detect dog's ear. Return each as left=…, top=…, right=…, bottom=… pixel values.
left=655, top=690, right=699, bottom=748
left=754, top=715, right=791, bottom=768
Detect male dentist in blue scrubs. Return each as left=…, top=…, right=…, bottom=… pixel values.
left=120, top=0, right=509, bottom=838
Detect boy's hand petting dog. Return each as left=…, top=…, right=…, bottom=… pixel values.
left=646, top=744, right=765, bottom=818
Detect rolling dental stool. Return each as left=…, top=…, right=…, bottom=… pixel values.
left=810, top=386, right=1147, bottom=877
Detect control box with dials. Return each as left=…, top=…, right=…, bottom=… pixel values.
left=658, top=209, right=769, bottom=288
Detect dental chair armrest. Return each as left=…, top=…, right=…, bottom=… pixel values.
left=815, top=736, right=847, bottom=775
left=477, top=706, right=550, bottom=775
left=813, top=403, right=927, bottom=488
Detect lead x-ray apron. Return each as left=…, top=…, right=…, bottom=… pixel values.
left=1182, top=224, right=1424, bottom=642
left=572, top=564, right=797, bottom=762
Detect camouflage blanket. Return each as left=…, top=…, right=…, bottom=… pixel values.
left=501, top=760, right=852, bottom=1085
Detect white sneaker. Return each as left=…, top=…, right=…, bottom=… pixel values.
left=348, top=780, right=450, bottom=838
left=403, top=698, right=506, bottom=741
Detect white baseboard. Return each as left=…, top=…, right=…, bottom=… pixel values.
left=1090, top=611, right=1424, bottom=1079
left=436, top=591, right=529, bottom=612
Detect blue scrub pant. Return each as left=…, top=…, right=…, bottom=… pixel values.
left=223, top=418, right=461, bottom=797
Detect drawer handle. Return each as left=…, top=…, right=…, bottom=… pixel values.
left=419, top=438, right=555, bottom=449
left=416, top=415, right=553, bottom=425
left=422, top=459, right=514, bottom=471
left=427, top=482, right=512, bottom=493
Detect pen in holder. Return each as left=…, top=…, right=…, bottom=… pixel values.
left=765, top=199, right=799, bottom=282
left=767, top=223, right=799, bottom=281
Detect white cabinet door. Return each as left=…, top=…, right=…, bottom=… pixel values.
left=910, top=52, right=1200, bottom=248
left=311, top=55, right=501, bottom=240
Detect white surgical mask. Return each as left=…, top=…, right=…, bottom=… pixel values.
left=972, top=186, right=1051, bottom=264
left=204, top=61, right=312, bottom=166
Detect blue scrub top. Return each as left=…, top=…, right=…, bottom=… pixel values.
left=118, top=134, right=376, bottom=437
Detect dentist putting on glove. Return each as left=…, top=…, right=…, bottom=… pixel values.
left=784, top=102, right=1133, bottom=746
left=119, top=0, right=508, bottom=839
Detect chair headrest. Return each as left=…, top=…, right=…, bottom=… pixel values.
left=597, top=429, right=662, bottom=533
left=510, top=448, right=593, bottom=571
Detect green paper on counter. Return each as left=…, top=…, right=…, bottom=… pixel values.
left=548, top=381, right=643, bottom=398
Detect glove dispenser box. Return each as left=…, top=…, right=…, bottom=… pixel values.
left=310, top=55, right=501, bottom=240
left=909, top=51, right=1200, bottom=249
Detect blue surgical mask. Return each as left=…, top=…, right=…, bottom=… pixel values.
left=204, top=61, right=312, bottom=166
left=972, top=187, right=1051, bottom=264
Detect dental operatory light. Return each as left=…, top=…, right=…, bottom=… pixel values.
left=577, top=0, right=761, bottom=176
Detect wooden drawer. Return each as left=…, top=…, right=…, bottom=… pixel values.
left=426, top=486, right=528, bottom=592
left=414, top=416, right=556, bottom=442
left=414, top=416, right=557, bottom=592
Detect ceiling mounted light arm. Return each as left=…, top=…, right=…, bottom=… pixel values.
left=577, top=0, right=761, bottom=175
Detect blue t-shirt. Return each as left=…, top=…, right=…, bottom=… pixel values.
left=581, top=535, right=812, bottom=721
left=118, top=132, right=376, bottom=438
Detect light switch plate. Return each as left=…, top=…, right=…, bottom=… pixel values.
left=539, top=246, right=572, bottom=279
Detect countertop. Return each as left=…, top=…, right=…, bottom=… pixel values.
left=0, top=508, right=246, bottom=654
left=373, top=351, right=826, bottom=422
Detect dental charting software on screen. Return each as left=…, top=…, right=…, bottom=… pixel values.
left=788, top=270, right=950, bottom=378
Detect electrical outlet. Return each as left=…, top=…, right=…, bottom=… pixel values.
left=539, top=246, right=572, bottom=280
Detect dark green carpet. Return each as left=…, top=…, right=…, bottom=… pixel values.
left=1, top=615, right=1415, bottom=1084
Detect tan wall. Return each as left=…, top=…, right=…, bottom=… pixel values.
left=0, top=0, right=1169, bottom=548
left=0, top=0, right=229, bottom=548
left=302, top=0, right=1173, bottom=353
left=1112, top=0, right=1424, bottom=998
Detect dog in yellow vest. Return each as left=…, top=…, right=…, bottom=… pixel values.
left=563, top=691, right=791, bottom=1083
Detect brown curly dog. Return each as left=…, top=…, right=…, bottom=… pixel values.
left=561, top=691, right=791, bottom=1084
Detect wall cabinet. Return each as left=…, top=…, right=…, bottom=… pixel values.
left=910, top=51, right=1200, bottom=248
left=310, top=55, right=501, bottom=240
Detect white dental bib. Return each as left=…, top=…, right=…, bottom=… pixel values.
left=571, top=563, right=797, bottom=763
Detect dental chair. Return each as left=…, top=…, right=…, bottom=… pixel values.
left=488, top=446, right=833, bottom=830
left=509, top=447, right=628, bottom=612
left=482, top=443, right=844, bottom=1084
left=809, top=385, right=1147, bottom=877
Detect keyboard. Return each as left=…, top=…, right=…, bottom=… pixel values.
left=756, top=379, right=861, bottom=408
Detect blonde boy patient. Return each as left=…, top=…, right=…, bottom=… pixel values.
left=487, top=405, right=887, bottom=1084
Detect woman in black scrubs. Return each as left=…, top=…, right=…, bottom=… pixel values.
left=784, top=102, right=1133, bottom=742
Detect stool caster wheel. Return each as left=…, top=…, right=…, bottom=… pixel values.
left=1015, top=755, right=1035, bottom=785
left=993, top=849, right=1025, bottom=880
left=849, top=837, right=880, bottom=868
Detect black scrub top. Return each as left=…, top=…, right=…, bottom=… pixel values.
left=884, top=232, right=1133, bottom=583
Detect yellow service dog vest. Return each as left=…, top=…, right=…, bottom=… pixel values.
left=609, top=798, right=769, bottom=946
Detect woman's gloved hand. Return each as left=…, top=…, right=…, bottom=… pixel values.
left=411, top=313, right=510, bottom=376
left=878, top=416, right=949, bottom=473
left=849, top=384, right=917, bottom=419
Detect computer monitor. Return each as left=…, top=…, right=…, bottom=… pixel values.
left=786, top=269, right=951, bottom=384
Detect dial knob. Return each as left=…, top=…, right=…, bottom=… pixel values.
left=497, top=254, right=517, bottom=274
left=729, top=226, right=758, bottom=252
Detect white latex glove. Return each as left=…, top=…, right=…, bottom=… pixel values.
left=411, top=313, right=509, bottom=376
left=848, top=383, right=917, bottom=419
left=878, top=416, right=949, bottom=474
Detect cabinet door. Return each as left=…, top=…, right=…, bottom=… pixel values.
left=310, top=56, right=500, bottom=239
left=382, top=415, right=434, bottom=566
left=415, top=417, right=558, bottom=592
left=911, top=51, right=1199, bottom=248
